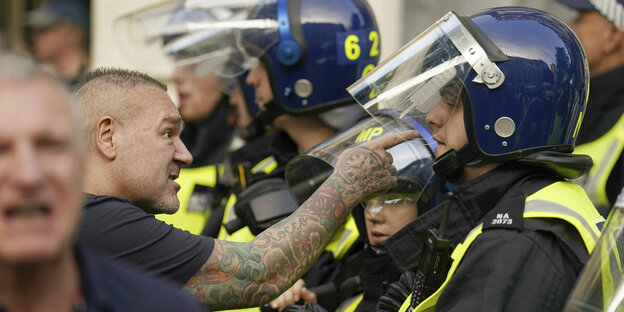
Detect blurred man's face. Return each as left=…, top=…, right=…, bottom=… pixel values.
left=0, top=78, right=83, bottom=263
left=112, top=85, right=193, bottom=214
left=172, top=66, right=224, bottom=123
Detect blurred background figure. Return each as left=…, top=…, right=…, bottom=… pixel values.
left=169, top=57, right=235, bottom=168
left=25, top=0, right=90, bottom=88
left=557, top=0, right=624, bottom=217
left=0, top=53, right=204, bottom=312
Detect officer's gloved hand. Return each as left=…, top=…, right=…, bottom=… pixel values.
left=377, top=270, right=416, bottom=312
left=281, top=303, right=328, bottom=312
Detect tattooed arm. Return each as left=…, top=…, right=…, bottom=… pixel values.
left=184, top=131, right=419, bottom=310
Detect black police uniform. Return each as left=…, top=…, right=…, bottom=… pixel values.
left=383, top=162, right=598, bottom=311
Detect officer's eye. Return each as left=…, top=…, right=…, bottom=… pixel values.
left=163, top=131, right=172, bottom=138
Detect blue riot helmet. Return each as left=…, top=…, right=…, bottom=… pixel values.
left=230, top=0, right=380, bottom=127
left=114, top=0, right=256, bottom=94
left=348, top=7, right=592, bottom=182
left=285, top=114, right=445, bottom=249
left=285, top=113, right=441, bottom=215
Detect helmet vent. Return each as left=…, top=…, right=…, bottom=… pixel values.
left=294, top=79, right=313, bottom=98
left=494, top=117, right=515, bottom=138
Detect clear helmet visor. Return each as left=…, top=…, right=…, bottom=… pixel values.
left=347, top=11, right=505, bottom=149
left=363, top=192, right=421, bottom=245
left=113, top=0, right=270, bottom=87
left=285, top=115, right=437, bottom=214
left=564, top=197, right=624, bottom=312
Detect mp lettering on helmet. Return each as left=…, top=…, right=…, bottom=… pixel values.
left=355, top=126, right=384, bottom=143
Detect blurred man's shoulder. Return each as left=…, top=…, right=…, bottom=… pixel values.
left=76, top=245, right=205, bottom=311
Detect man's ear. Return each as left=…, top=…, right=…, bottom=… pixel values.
left=94, top=116, right=117, bottom=160
left=604, top=24, right=624, bottom=55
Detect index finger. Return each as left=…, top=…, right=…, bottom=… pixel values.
left=361, top=130, right=420, bottom=150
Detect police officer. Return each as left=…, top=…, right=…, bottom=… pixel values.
left=277, top=114, right=445, bottom=312
left=214, top=0, right=380, bottom=250
left=556, top=0, right=624, bottom=216
left=211, top=1, right=381, bottom=309
left=346, top=6, right=605, bottom=311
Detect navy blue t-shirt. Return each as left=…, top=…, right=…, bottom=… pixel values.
left=78, top=194, right=214, bottom=285
left=77, top=245, right=206, bottom=312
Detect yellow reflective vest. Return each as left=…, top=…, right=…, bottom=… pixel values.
left=574, top=113, right=624, bottom=208
left=156, top=165, right=221, bottom=234
left=399, top=181, right=604, bottom=312
left=337, top=293, right=364, bottom=312
left=217, top=190, right=361, bottom=260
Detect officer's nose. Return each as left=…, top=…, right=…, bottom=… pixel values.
left=246, top=65, right=261, bottom=87
left=426, top=101, right=446, bottom=129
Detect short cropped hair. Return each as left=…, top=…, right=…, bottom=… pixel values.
left=75, top=67, right=168, bottom=149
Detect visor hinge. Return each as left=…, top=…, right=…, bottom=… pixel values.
left=472, top=62, right=505, bottom=89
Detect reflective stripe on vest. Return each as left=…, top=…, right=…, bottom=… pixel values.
left=251, top=155, right=278, bottom=175
left=217, top=194, right=255, bottom=242
left=156, top=165, right=217, bottom=234
left=218, top=195, right=360, bottom=257
left=217, top=192, right=360, bottom=258
left=574, top=113, right=624, bottom=207
left=337, top=293, right=364, bottom=312
left=399, top=181, right=604, bottom=312
left=326, top=215, right=360, bottom=260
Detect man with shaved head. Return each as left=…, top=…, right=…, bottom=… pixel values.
left=75, top=67, right=411, bottom=310
left=0, top=54, right=203, bottom=311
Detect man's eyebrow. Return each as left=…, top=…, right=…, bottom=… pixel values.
left=162, top=116, right=182, bottom=125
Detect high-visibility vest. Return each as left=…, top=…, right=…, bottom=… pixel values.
left=337, top=293, right=364, bottom=312
left=399, top=181, right=604, bottom=312
left=216, top=155, right=362, bottom=312
left=156, top=165, right=220, bottom=234
left=574, top=113, right=624, bottom=208
left=217, top=191, right=361, bottom=260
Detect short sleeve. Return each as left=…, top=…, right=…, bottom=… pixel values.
left=78, top=194, right=215, bottom=285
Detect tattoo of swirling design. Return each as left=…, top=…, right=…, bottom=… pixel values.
left=184, top=180, right=350, bottom=310
left=333, top=146, right=389, bottom=198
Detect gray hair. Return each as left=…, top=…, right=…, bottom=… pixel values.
left=0, top=53, right=83, bottom=141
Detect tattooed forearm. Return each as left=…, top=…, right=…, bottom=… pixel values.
left=184, top=144, right=398, bottom=310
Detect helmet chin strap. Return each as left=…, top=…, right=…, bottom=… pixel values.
left=241, top=99, right=286, bottom=140
left=419, top=145, right=478, bottom=209
left=432, top=145, right=479, bottom=182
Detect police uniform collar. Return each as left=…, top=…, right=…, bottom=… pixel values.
left=384, top=162, right=542, bottom=271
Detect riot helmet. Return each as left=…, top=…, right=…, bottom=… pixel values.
left=285, top=113, right=443, bottom=244
left=348, top=7, right=591, bottom=181
left=226, top=0, right=380, bottom=130
left=114, top=0, right=255, bottom=95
